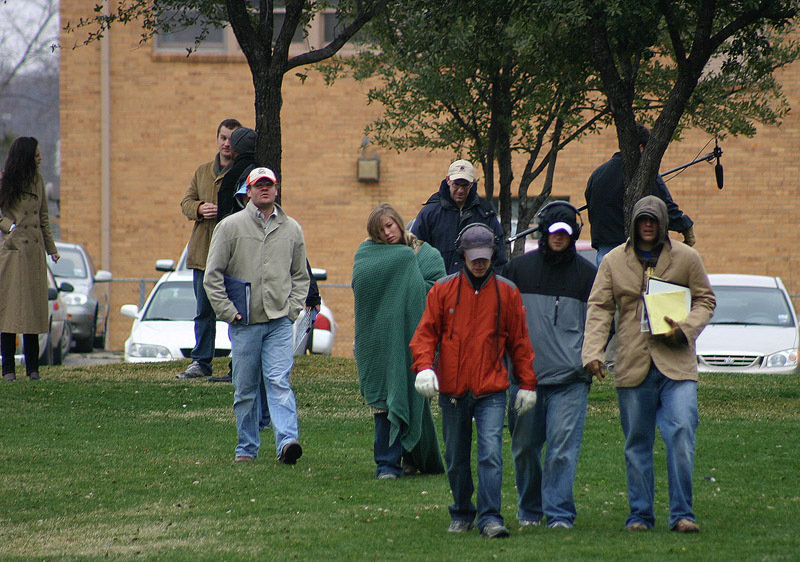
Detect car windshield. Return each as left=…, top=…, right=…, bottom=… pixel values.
left=709, top=286, right=795, bottom=327
left=51, top=247, right=88, bottom=279
left=143, top=281, right=196, bottom=321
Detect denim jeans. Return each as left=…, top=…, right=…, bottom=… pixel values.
left=616, top=365, right=698, bottom=529
left=258, top=378, right=271, bottom=431
left=373, top=412, right=403, bottom=478
left=439, top=391, right=506, bottom=531
left=508, top=381, right=589, bottom=525
left=229, top=317, right=299, bottom=459
left=595, top=244, right=616, bottom=266
left=191, top=268, right=216, bottom=372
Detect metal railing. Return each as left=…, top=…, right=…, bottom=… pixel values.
left=112, top=278, right=159, bottom=308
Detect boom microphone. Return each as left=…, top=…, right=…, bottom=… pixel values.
left=714, top=142, right=723, bottom=190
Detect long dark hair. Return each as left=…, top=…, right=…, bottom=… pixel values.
left=0, top=136, right=39, bottom=208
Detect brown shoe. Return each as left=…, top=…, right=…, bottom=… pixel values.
left=672, top=519, right=699, bottom=533
left=234, top=455, right=255, bottom=463
left=28, top=372, right=40, bottom=381
left=626, top=522, right=648, bottom=531
left=3, top=372, right=16, bottom=382
left=279, top=441, right=302, bottom=465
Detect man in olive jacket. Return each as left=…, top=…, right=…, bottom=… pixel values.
left=582, top=195, right=715, bottom=534
left=204, top=167, right=309, bottom=464
left=177, top=118, right=241, bottom=379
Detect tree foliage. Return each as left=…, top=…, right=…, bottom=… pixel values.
left=64, top=0, right=389, bottom=189
left=548, top=0, right=800, bottom=229
left=340, top=0, right=610, bottom=253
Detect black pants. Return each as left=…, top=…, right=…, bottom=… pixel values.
left=1, top=332, right=39, bottom=375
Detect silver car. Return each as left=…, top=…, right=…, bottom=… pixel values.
left=52, top=241, right=113, bottom=351
left=696, top=274, right=800, bottom=374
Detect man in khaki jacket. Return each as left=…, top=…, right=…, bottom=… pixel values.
left=177, top=118, right=241, bottom=379
left=582, top=195, right=715, bottom=534
left=204, top=167, right=309, bottom=464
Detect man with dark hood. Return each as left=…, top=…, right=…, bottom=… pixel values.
left=582, top=195, right=715, bottom=533
left=411, top=159, right=507, bottom=274
left=218, top=127, right=257, bottom=221
left=501, top=201, right=597, bottom=529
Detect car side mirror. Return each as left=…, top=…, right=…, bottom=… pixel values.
left=95, top=270, right=113, bottom=282
left=155, top=259, right=175, bottom=272
left=48, top=287, right=58, bottom=301
left=120, top=304, right=139, bottom=319
left=59, top=282, right=75, bottom=293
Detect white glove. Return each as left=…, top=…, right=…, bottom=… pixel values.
left=415, top=369, right=439, bottom=398
left=514, top=389, right=538, bottom=416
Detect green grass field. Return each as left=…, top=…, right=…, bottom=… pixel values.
left=1, top=356, right=798, bottom=560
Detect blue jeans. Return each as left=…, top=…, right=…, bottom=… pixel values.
left=191, top=268, right=216, bottom=372
left=229, top=317, right=299, bottom=459
left=373, top=412, right=403, bottom=478
left=595, top=244, right=617, bottom=266
left=508, top=382, right=589, bottom=525
left=616, top=365, right=698, bottom=529
left=439, top=391, right=506, bottom=531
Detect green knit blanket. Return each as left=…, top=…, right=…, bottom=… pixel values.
left=352, top=240, right=445, bottom=473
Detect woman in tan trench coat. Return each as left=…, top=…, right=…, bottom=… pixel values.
left=0, top=137, right=59, bottom=381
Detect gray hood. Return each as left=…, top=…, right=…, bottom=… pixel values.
left=630, top=195, right=668, bottom=248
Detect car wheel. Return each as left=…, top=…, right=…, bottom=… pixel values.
left=55, top=323, right=71, bottom=365
left=94, top=309, right=107, bottom=349
left=74, top=319, right=96, bottom=353
left=40, top=332, right=55, bottom=366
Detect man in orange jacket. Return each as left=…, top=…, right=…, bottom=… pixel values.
left=410, top=223, right=538, bottom=539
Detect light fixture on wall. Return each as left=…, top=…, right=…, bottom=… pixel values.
left=357, top=136, right=380, bottom=183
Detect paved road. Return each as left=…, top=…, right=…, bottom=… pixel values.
left=63, top=349, right=123, bottom=366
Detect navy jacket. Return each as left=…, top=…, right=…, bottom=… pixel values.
left=411, top=179, right=507, bottom=275
left=584, top=153, right=693, bottom=249
left=501, top=246, right=596, bottom=386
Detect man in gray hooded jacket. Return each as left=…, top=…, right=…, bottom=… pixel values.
left=502, top=202, right=597, bottom=529
left=582, top=195, right=715, bottom=533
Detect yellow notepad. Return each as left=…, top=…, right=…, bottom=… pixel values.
left=644, top=290, right=689, bottom=335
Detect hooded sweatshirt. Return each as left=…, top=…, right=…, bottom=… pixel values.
left=582, top=195, right=715, bottom=387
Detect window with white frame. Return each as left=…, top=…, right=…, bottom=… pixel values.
left=152, top=4, right=357, bottom=57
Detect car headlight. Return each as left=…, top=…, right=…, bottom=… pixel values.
left=127, top=342, right=173, bottom=360
left=63, top=293, right=89, bottom=306
left=764, top=349, right=799, bottom=368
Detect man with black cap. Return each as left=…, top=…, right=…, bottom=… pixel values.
left=410, top=223, right=537, bottom=539
left=411, top=159, right=507, bottom=274
left=501, top=202, right=597, bottom=530
left=582, top=195, right=715, bottom=533
left=218, top=127, right=257, bottom=221
left=584, top=123, right=695, bottom=265
left=178, top=118, right=241, bottom=379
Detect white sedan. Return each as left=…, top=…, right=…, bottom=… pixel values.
left=696, top=274, right=800, bottom=374
left=121, top=269, right=334, bottom=363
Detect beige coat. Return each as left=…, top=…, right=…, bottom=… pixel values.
left=180, top=156, right=227, bottom=270
left=0, top=173, right=58, bottom=333
left=582, top=196, right=715, bottom=387
left=204, top=202, right=309, bottom=325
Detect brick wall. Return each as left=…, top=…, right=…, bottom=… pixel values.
left=60, top=2, right=800, bottom=356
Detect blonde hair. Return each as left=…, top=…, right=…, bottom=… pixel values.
left=366, top=204, right=415, bottom=246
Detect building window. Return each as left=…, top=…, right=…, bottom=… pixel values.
left=153, top=6, right=359, bottom=58
left=154, top=10, right=226, bottom=53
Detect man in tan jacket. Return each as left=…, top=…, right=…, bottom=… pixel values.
left=204, top=167, right=309, bottom=464
left=177, top=118, right=241, bottom=379
left=582, top=195, right=715, bottom=534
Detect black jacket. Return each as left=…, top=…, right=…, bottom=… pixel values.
left=584, top=153, right=693, bottom=249
left=410, top=179, right=507, bottom=275
left=501, top=246, right=596, bottom=386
